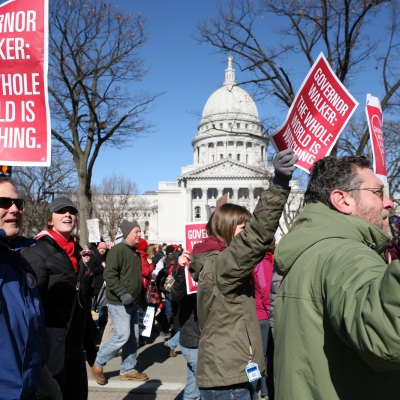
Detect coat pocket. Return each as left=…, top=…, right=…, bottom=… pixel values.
left=44, top=327, right=66, bottom=376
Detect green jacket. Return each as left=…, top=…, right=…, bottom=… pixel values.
left=274, top=201, right=400, bottom=400
left=190, top=187, right=290, bottom=388
left=104, top=241, right=142, bottom=305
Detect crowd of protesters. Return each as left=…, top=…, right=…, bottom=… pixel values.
left=1, top=147, right=400, bottom=400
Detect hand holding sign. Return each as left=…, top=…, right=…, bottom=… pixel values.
left=272, top=148, right=298, bottom=188
left=270, top=52, right=358, bottom=173
left=178, top=250, right=191, bottom=268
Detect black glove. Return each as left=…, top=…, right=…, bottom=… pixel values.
left=117, top=289, right=134, bottom=305
left=272, top=148, right=298, bottom=188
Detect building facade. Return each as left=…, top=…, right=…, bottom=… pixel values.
left=107, top=57, right=299, bottom=245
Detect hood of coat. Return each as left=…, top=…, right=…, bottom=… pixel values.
left=275, top=201, right=390, bottom=276
left=189, top=237, right=226, bottom=281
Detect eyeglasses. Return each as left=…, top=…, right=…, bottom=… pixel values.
left=0, top=197, right=25, bottom=210
left=343, top=186, right=385, bottom=200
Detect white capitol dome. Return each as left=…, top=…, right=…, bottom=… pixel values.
left=199, top=56, right=261, bottom=129
left=192, top=56, right=267, bottom=167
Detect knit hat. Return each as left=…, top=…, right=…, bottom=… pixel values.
left=81, top=248, right=92, bottom=256
left=136, top=238, right=148, bottom=252
left=165, top=244, right=175, bottom=254
left=48, top=197, right=78, bottom=215
left=120, top=220, right=140, bottom=238
left=97, top=242, right=107, bottom=250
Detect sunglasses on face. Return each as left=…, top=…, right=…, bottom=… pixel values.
left=0, top=197, right=25, bottom=210
left=54, top=207, right=78, bottom=215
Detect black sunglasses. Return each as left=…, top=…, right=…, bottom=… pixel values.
left=0, top=197, right=25, bottom=210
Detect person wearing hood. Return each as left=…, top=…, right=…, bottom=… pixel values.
left=0, top=178, right=44, bottom=400
left=182, top=149, right=297, bottom=400
left=274, top=155, right=399, bottom=400
left=90, top=220, right=149, bottom=385
left=21, top=196, right=96, bottom=400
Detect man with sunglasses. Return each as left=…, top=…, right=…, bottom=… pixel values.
left=273, top=156, right=400, bottom=400
left=0, top=177, right=44, bottom=399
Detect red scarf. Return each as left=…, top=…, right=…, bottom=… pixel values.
left=48, top=230, right=78, bottom=273
left=192, top=236, right=227, bottom=255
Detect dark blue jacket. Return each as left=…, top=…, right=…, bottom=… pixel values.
left=0, top=230, right=44, bottom=400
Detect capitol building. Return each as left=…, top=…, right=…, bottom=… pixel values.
left=106, top=57, right=301, bottom=245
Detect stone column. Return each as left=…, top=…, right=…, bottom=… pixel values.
left=233, top=188, right=239, bottom=203
left=187, top=188, right=193, bottom=222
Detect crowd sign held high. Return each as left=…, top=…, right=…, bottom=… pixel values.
left=0, top=0, right=50, bottom=166
left=270, top=52, right=358, bottom=173
left=366, top=94, right=388, bottom=190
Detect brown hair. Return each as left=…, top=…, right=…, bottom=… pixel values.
left=206, top=203, right=251, bottom=246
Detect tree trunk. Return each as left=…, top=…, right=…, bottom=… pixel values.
left=77, top=165, right=92, bottom=247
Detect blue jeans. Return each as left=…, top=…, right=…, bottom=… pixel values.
left=169, top=330, right=181, bottom=350
left=251, top=319, right=270, bottom=398
left=200, top=385, right=251, bottom=400
left=181, top=346, right=200, bottom=400
left=94, top=303, right=139, bottom=375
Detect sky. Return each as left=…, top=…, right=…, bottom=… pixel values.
left=91, top=0, right=391, bottom=194
left=92, top=0, right=231, bottom=193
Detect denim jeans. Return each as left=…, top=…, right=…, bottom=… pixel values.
left=200, top=384, right=252, bottom=400
left=169, top=330, right=181, bottom=350
left=94, top=303, right=139, bottom=375
left=251, top=319, right=270, bottom=398
left=180, top=346, right=200, bottom=400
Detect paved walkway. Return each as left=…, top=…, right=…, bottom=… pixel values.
left=87, top=327, right=187, bottom=399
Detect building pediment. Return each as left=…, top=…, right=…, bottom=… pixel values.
left=179, top=159, right=272, bottom=181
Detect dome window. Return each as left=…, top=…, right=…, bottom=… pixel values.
left=236, top=123, right=240, bottom=129
left=237, top=154, right=241, bottom=161
left=219, top=123, right=223, bottom=129
left=194, top=206, right=201, bottom=219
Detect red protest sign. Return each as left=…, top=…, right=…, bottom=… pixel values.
left=366, top=94, right=387, bottom=185
left=185, top=222, right=208, bottom=253
left=184, top=265, right=198, bottom=295
left=270, top=52, right=358, bottom=173
left=184, top=222, right=208, bottom=295
left=0, top=0, right=50, bottom=166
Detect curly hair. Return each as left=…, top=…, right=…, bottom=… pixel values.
left=304, top=156, right=372, bottom=209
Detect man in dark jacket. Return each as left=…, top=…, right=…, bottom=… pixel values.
left=0, top=178, right=44, bottom=400
left=90, top=220, right=149, bottom=385
left=171, top=265, right=201, bottom=400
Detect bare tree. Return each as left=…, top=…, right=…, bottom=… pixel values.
left=92, top=174, right=150, bottom=243
left=277, top=189, right=304, bottom=237
left=48, top=0, right=161, bottom=245
left=13, top=144, right=77, bottom=237
left=197, top=0, right=400, bottom=159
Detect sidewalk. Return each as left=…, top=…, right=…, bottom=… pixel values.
left=87, top=327, right=187, bottom=400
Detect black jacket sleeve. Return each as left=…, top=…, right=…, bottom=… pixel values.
left=170, top=267, right=187, bottom=302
